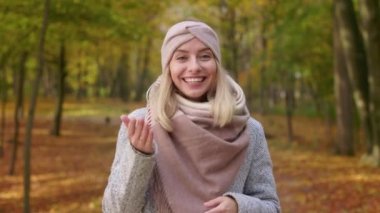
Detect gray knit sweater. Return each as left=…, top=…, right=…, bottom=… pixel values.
left=102, top=108, right=281, bottom=213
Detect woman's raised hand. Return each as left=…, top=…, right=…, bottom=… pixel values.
left=120, top=115, right=154, bottom=155
left=204, top=196, right=238, bottom=213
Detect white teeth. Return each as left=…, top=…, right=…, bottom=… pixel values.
left=184, top=77, right=203, bottom=82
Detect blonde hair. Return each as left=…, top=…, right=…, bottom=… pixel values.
left=147, top=62, right=235, bottom=132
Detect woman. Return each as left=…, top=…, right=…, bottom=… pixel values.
left=102, top=20, right=281, bottom=213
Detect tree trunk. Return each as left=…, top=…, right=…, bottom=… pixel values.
left=285, top=75, right=295, bottom=143
left=358, top=0, right=380, bottom=166
left=119, top=53, right=130, bottom=101
left=229, top=9, right=239, bottom=80
left=245, top=73, right=253, bottom=111
left=134, top=38, right=152, bottom=102
left=42, top=65, right=53, bottom=97
left=94, top=56, right=110, bottom=97
left=75, top=64, right=86, bottom=100
left=285, top=90, right=294, bottom=143
left=0, top=66, right=7, bottom=158
left=131, top=42, right=144, bottom=100
left=23, top=0, right=50, bottom=212
left=110, top=53, right=128, bottom=100
left=110, top=71, right=117, bottom=98
left=51, top=40, right=67, bottom=136
left=219, top=0, right=239, bottom=79
left=335, top=0, right=374, bottom=155
left=258, top=23, right=268, bottom=114
left=117, top=53, right=129, bottom=101
left=0, top=45, right=16, bottom=158
left=333, top=9, right=355, bottom=155
left=9, top=51, right=27, bottom=175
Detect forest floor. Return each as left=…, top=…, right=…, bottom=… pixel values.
left=0, top=99, right=380, bottom=213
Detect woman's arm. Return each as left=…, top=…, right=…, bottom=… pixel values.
left=102, top=112, right=155, bottom=213
left=225, top=119, right=281, bottom=213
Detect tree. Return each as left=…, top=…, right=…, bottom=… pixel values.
left=285, top=72, right=295, bottom=143
left=0, top=40, right=18, bottom=160
left=0, top=63, right=6, bottom=158
left=51, top=40, right=67, bottom=136
left=110, top=52, right=130, bottom=101
left=9, top=51, right=27, bottom=175
left=219, top=0, right=239, bottom=79
left=358, top=0, right=380, bottom=166
left=134, top=37, right=153, bottom=101
left=0, top=3, right=42, bottom=149
left=257, top=19, right=269, bottom=114
left=335, top=0, right=375, bottom=162
left=23, top=0, right=50, bottom=212
left=268, top=0, right=333, bottom=142
left=333, top=5, right=354, bottom=155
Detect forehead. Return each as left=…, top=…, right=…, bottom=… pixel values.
left=175, top=38, right=211, bottom=53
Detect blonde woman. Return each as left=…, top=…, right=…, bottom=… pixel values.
left=102, top=20, right=281, bottom=213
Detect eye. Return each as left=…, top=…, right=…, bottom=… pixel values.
left=175, top=55, right=188, bottom=62
left=199, top=53, right=212, bottom=61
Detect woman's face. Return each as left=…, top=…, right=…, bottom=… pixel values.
left=169, top=38, right=217, bottom=102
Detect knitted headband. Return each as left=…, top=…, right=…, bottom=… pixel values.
left=161, top=21, right=221, bottom=72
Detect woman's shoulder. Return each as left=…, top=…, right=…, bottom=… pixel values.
left=247, top=117, right=264, bottom=132
left=246, top=116, right=266, bottom=140
left=245, top=117, right=270, bottom=158
left=128, top=107, right=147, bottom=119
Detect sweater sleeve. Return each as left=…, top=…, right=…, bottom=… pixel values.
left=224, top=119, right=281, bottom=213
left=102, top=114, right=155, bottom=213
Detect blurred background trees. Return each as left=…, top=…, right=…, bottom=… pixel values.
left=0, top=0, right=379, bottom=192
left=1, top=0, right=380, bottom=211
left=1, top=0, right=379, bottom=161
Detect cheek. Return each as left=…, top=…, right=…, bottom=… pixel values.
left=169, top=68, right=178, bottom=81
left=209, top=63, right=218, bottom=87
left=169, top=66, right=182, bottom=88
left=207, top=63, right=217, bottom=78
left=169, top=62, right=182, bottom=77
left=205, top=60, right=217, bottom=73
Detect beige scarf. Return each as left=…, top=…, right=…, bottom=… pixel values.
left=148, top=78, right=250, bottom=213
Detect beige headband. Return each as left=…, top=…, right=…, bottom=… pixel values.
left=161, top=21, right=221, bottom=72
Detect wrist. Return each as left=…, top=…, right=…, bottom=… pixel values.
left=130, top=142, right=154, bottom=156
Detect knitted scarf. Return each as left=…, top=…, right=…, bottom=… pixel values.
left=148, top=78, right=250, bottom=213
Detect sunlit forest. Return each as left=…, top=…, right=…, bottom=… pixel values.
left=1, top=0, right=380, bottom=212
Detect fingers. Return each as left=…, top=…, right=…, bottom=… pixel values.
left=121, top=114, right=136, bottom=136
left=132, top=119, right=144, bottom=143
left=120, top=114, right=130, bottom=126
left=140, top=119, right=149, bottom=142
left=204, top=197, right=222, bottom=208
left=204, top=196, right=237, bottom=213
left=121, top=115, right=153, bottom=154
left=204, top=197, right=223, bottom=213
left=140, top=121, right=153, bottom=153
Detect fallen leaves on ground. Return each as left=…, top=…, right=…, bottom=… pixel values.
left=260, top=114, right=380, bottom=213
left=0, top=102, right=122, bottom=213
left=0, top=101, right=379, bottom=212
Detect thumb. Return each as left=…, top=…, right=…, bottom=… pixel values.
left=204, top=196, right=222, bottom=208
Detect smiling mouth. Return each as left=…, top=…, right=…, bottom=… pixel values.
left=183, top=77, right=205, bottom=83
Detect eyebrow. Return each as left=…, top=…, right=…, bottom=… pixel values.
left=174, top=48, right=212, bottom=53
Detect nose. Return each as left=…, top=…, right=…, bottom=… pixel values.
left=188, top=57, right=201, bottom=73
